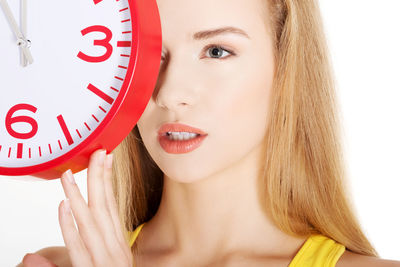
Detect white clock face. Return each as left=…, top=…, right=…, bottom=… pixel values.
left=0, top=0, right=136, bottom=168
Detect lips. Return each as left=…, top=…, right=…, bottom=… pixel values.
left=157, top=123, right=208, bottom=154
left=157, top=123, right=208, bottom=137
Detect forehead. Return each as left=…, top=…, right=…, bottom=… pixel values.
left=156, top=0, right=267, bottom=41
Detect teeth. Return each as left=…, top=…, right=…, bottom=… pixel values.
left=167, top=131, right=199, bottom=141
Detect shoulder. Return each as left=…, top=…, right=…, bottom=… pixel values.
left=16, top=246, right=72, bottom=267
left=336, top=250, right=400, bottom=267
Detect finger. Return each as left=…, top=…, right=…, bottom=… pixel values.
left=58, top=199, right=92, bottom=267
left=87, top=150, right=126, bottom=259
left=104, top=153, right=125, bottom=243
left=22, top=253, right=58, bottom=267
left=60, top=170, right=109, bottom=266
left=103, top=153, right=133, bottom=257
left=87, top=149, right=107, bottom=210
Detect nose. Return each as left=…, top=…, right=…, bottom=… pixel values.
left=153, top=54, right=197, bottom=111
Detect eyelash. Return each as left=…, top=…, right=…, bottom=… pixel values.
left=160, top=44, right=236, bottom=62
left=203, top=44, right=235, bottom=60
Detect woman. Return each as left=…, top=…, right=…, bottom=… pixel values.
left=20, top=0, right=400, bottom=266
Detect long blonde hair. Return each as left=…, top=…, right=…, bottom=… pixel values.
left=111, top=0, right=379, bottom=257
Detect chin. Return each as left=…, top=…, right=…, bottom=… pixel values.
left=167, top=176, right=205, bottom=184
left=163, top=167, right=209, bottom=184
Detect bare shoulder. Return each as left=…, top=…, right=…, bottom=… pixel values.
left=16, top=246, right=71, bottom=267
left=336, top=250, right=400, bottom=267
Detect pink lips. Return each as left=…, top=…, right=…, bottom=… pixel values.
left=157, top=123, right=208, bottom=154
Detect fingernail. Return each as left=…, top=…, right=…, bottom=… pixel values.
left=98, top=150, right=106, bottom=165
left=65, top=169, right=76, bottom=185
left=64, top=198, right=71, bottom=213
left=105, top=153, right=113, bottom=169
left=22, top=253, right=33, bottom=262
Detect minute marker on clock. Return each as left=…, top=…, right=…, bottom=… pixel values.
left=57, top=115, right=74, bottom=146
left=117, top=41, right=131, bottom=47
left=17, top=143, right=23, bottom=159
left=92, top=115, right=99, bottom=123
left=84, top=123, right=91, bottom=131
left=76, top=130, right=82, bottom=139
left=87, top=84, right=114, bottom=105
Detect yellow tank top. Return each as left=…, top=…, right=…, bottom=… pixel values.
left=128, top=223, right=346, bottom=267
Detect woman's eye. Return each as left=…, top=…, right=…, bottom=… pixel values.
left=206, top=45, right=233, bottom=59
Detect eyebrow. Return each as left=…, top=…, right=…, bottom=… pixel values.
left=193, top=26, right=250, bottom=40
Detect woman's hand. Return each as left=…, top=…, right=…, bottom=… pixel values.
left=57, top=149, right=133, bottom=267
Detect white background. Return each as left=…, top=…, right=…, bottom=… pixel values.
left=1, top=0, right=399, bottom=265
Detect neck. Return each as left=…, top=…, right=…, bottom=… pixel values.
left=143, top=145, right=302, bottom=259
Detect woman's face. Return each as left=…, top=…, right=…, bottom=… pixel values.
left=137, top=0, right=275, bottom=183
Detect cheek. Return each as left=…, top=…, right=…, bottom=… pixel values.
left=136, top=98, right=158, bottom=140
left=212, top=63, right=273, bottom=145
left=190, top=70, right=272, bottom=182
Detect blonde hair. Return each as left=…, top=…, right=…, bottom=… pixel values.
left=111, top=0, right=379, bottom=257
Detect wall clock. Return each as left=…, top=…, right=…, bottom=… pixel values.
left=0, top=0, right=162, bottom=179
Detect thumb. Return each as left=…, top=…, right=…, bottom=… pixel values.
left=22, top=253, right=58, bottom=267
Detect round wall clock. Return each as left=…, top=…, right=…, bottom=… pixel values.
left=0, top=0, right=162, bottom=179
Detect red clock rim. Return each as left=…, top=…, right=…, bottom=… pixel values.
left=0, top=0, right=162, bottom=179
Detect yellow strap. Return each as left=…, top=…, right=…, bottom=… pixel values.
left=129, top=223, right=146, bottom=247
left=288, top=234, right=345, bottom=267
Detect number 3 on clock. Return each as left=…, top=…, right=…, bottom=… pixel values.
left=77, top=25, right=113, bottom=63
